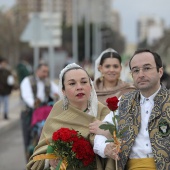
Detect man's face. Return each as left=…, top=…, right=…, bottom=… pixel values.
left=130, top=52, right=163, bottom=96
left=36, top=65, right=49, bottom=80
left=0, top=61, right=7, bottom=68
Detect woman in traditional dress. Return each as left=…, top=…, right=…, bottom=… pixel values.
left=94, top=48, right=135, bottom=106
left=89, top=48, right=136, bottom=154
left=26, top=63, right=110, bottom=170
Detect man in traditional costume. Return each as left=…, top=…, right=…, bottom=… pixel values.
left=94, top=49, right=170, bottom=170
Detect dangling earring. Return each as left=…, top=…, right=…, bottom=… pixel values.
left=87, top=97, right=91, bottom=110
left=63, top=96, right=69, bottom=110
left=100, top=75, right=104, bottom=81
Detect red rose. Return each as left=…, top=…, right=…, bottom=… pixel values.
left=106, top=96, right=119, bottom=111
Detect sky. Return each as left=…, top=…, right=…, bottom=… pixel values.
left=113, top=0, right=170, bottom=43
left=0, top=0, right=170, bottom=44
left=0, top=0, right=15, bottom=9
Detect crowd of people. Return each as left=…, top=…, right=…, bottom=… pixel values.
left=0, top=48, right=169, bottom=170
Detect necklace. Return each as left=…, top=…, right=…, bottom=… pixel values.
left=83, top=108, right=88, bottom=112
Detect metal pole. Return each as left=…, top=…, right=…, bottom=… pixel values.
left=98, top=23, right=102, bottom=55
left=92, top=0, right=100, bottom=61
left=92, top=19, right=100, bottom=61
left=33, top=13, right=40, bottom=71
left=85, top=0, right=90, bottom=61
left=96, top=24, right=99, bottom=56
left=48, top=0, right=55, bottom=80
left=96, top=0, right=102, bottom=56
left=72, top=0, right=78, bottom=63
left=92, top=24, right=96, bottom=60
left=33, top=43, right=39, bottom=71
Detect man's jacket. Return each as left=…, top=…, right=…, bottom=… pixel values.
left=118, top=85, right=170, bottom=170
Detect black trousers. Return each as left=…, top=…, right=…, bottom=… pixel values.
left=20, top=108, right=33, bottom=161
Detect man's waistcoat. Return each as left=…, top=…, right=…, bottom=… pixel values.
left=118, top=85, right=170, bottom=170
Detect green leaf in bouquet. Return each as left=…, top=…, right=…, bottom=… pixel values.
left=99, top=123, right=115, bottom=130
left=99, top=123, right=116, bottom=135
left=47, top=145, right=54, bottom=154
left=56, top=160, right=62, bottom=170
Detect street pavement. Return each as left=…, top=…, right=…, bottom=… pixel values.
left=0, top=89, right=27, bottom=170
left=0, top=121, right=26, bottom=170
left=0, top=90, right=22, bottom=134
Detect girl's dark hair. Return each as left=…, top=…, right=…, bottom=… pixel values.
left=129, top=49, right=163, bottom=72
left=100, top=52, right=122, bottom=65
left=62, top=67, right=91, bottom=90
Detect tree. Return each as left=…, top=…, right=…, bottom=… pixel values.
left=62, top=22, right=125, bottom=62
left=100, top=26, right=125, bottom=54
left=0, top=7, right=32, bottom=68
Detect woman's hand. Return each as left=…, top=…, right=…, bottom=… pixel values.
left=49, top=159, right=60, bottom=168
left=104, top=143, right=120, bottom=160
left=89, top=120, right=103, bottom=135
left=89, top=120, right=112, bottom=138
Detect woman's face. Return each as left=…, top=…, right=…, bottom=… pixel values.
left=99, top=58, right=122, bottom=83
left=62, top=69, right=91, bottom=108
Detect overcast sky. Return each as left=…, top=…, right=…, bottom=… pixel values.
left=113, top=0, right=170, bottom=43
left=0, top=0, right=170, bottom=44
left=0, top=0, right=15, bottom=8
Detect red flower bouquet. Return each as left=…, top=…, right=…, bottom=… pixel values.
left=47, top=127, right=95, bottom=170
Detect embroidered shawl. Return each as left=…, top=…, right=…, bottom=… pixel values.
left=26, top=100, right=110, bottom=170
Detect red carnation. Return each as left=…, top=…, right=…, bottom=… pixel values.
left=49, top=127, right=95, bottom=169
left=52, top=128, right=78, bottom=142
left=72, top=137, right=95, bottom=166
left=106, top=96, right=119, bottom=111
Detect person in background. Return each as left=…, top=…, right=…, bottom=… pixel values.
left=94, top=48, right=135, bottom=106
left=93, top=49, right=170, bottom=170
left=20, top=63, right=60, bottom=161
left=161, top=64, right=170, bottom=89
left=0, top=57, right=15, bottom=120
left=26, top=63, right=110, bottom=170
left=16, top=55, right=33, bottom=85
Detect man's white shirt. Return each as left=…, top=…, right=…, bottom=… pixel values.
left=20, top=77, right=60, bottom=108
left=93, top=86, right=161, bottom=158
